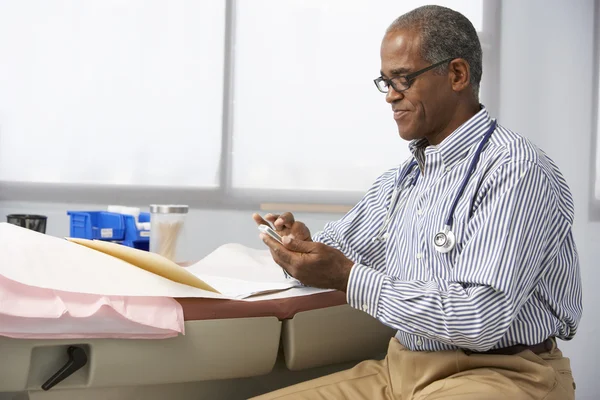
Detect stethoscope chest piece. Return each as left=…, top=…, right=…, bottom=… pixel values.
left=433, top=227, right=456, bottom=253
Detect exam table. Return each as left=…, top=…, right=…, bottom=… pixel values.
left=0, top=291, right=396, bottom=400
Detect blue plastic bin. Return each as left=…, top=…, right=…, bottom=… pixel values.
left=121, top=212, right=151, bottom=251
left=67, top=210, right=150, bottom=251
left=67, top=211, right=125, bottom=241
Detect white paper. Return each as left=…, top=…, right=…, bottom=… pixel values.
left=187, top=243, right=292, bottom=282
left=0, top=223, right=226, bottom=298
left=185, top=244, right=314, bottom=299
left=244, top=286, right=335, bottom=302
left=0, top=223, right=328, bottom=300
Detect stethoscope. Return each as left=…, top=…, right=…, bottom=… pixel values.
left=372, top=120, right=497, bottom=253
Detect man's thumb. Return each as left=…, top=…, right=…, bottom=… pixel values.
left=282, top=236, right=312, bottom=253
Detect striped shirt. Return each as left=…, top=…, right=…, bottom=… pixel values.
left=313, top=107, right=582, bottom=352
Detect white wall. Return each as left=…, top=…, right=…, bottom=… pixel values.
left=498, top=0, right=598, bottom=398
left=0, top=0, right=598, bottom=398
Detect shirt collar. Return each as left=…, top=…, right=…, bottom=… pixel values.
left=409, top=106, right=493, bottom=171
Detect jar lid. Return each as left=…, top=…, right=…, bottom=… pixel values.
left=149, top=204, right=189, bottom=214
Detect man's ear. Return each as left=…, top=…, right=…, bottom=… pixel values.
left=448, top=58, right=471, bottom=93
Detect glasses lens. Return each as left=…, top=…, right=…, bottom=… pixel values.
left=394, top=77, right=410, bottom=92
left=375, top=77, right=411, bottom=93
left=375, top=78, right=388, bottom=93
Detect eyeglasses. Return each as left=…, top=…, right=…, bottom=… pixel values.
left=373, top=58, right=454, bottom=94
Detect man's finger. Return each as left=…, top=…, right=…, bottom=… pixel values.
left=282, top=236, right=314, bottom=254
left=252, top=213, right=270, bottom=226
left=274, top=212, right=295, bottom=230
left=261, top=233, right=295, bottom=266
left=263, top=213, right=280, bottom=225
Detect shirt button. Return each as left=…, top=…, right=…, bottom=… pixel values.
left=416, top=253, right=423, bottom=260
left=361, top=304, right=369, bottom=312
left=445, top=166, right=452, bottom=172
left=416, top=338, right=423, bottom=346
left=417, top=209, right=423, bottom=216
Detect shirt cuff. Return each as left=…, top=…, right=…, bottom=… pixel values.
left=346, top=263, right=386, bottom=317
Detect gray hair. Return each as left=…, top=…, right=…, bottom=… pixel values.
left=387, top=5, right=482, bottom=98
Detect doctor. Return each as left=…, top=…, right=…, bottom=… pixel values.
left=253, top=5, right=582, bottom=400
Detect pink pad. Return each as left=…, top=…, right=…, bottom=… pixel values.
left=0, top=274, right=184, bottom=339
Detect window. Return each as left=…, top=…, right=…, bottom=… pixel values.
left=593, top=0, right=600, bottom=219
left=595, top=44, right=600, bottom=202
left=0, top=0, right=226, bottom=188
left=0, top=0, right=498, bottom=207
left=230, top=0, right=490, bottom=201
left=596, top=70, right=600, bottom=201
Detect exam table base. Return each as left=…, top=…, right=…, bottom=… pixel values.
left=0, top=302, right=395, bottom=400
left=0, top=317, right=282, bottom=394
left=2, top=354, right=370, bottom=400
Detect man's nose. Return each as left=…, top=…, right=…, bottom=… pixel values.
left=385, top=86, right=403, bottom=103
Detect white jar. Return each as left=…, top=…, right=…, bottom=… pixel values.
left=149, top=204, right=189, bottom=263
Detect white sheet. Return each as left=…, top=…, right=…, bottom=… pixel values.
left=185, top=243, right=310, bottom=299
left=0, top=223, right=329, bottom=300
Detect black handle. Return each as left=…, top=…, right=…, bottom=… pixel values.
left=41, top=346, right=88, bottom=391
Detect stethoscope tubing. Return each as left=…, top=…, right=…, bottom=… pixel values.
left=373, top=120, right=498, bottom=251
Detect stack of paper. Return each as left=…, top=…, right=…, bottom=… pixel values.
left=0, top=222, right=332, bottom=339
left=0, top=222, right=322, bottom=300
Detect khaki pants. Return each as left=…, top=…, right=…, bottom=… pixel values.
left=252, top=338, right=575, bottom=400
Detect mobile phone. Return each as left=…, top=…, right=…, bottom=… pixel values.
left=258, top=224, right=284, bottom=244
left=258, top=224, right=292, bottom=279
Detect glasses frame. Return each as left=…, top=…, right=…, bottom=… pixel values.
left=374, top=57, right=455, bottom=93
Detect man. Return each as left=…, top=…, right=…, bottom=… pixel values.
left=252, top=5, right=582, bottom=400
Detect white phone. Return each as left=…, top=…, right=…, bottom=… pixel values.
left=258, top=224, right=284, bottom=244
left=258, top=224, right=293, bottom=279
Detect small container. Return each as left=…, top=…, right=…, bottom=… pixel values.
left=149, top=205, right=188, bottom=262
left=7, top=214, right=47, bottom=233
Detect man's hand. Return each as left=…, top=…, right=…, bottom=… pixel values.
left=259, top=233, right=354, bottom=292
left=252, top=212, right=311, bottom=242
